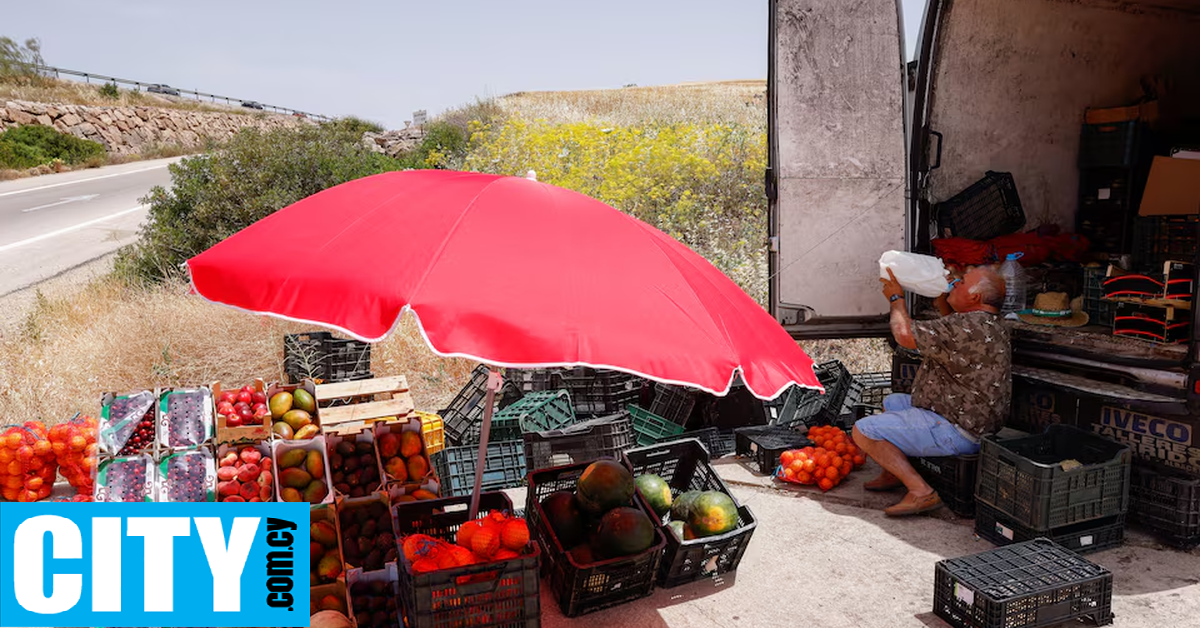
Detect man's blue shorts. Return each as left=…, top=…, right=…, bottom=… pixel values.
left=853, top=394, right=980, bottom=457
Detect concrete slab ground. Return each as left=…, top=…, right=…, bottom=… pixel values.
left=517, top=455, right=1200, bottom=628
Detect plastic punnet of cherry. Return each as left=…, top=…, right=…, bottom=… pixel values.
left=99, top=391, right=157, bottom=456
left=94, top=455, right=154, bottom=502
left=158, top=448, right=215, bottom=502
left=158, top=388, right=214, bottom=450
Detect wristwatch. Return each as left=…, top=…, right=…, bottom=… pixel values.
left=889, top=294, right=904, bottom=303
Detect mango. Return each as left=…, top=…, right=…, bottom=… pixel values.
left=280, top=487, right=303, bottom=502
left=292, top=389, right=317, bottom=414
left=306, top=450, right=325, bottom=480
left=278, top=449, right=307, bottom=469
left=385, top=457, right=408, bottom=482
left=272, top=422, right=294, bottom=440
left=377, top=433, right=401, bottom=459
left=317, top=594, right=347, bottom=614
left=280, top=467, right=313, bottom=489
left=400, top=431, right=423, bottom=458
left=406, top=455, right=429, bottom=480
left=411, top=488, right=438, bottom=501
left=305, top=480, right=329, bottom=504
left=282, top=409, right=312, bottom=431
left=294, top=424, right=320, bottom=440
left=316, top=552, right=343, bottom=582
left=268, top=392, right=293, bottom=419
left=311, top=521, right=338, bottom=547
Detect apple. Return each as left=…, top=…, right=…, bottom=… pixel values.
left=251, top=391, right=267, bottom=405
left=241, top=385, right=255, bottom=394
left=238, top=407, right=254, bottom=421
left=252, top=403, right=268, bottom=414
left=219, top=391, right=237, bottom=405
left=217, top=401, right=235, bottom=415
left=235, top=401, right=250, bottom=413
left=225, top=414, right=243, bottom=427
left=237, top=391, right=254, bottom=404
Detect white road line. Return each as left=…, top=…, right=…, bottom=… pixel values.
left=22, top=194, right=100, bottom=213
left=0, top=205, right=146, bottom=253
left=0, top=163, right=170, bottom=198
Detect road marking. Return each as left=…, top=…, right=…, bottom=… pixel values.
left=0, top=163, right=171, bottom=198
left=22, top=194, right=100, bottom=213
left=0, top=205, right=146, bottom=253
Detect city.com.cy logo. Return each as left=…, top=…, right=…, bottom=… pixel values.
left=0, top=502, right=310, bottom=627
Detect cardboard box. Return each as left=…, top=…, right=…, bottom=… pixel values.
left=215, top=441, right=274, bottom=502
left=271, top=436, right=335, bottom=505
left=1138, top=156, right=1200, bottom=217
left=1113, top=301, right=1191, bottom=344
left=266, top=379, right=321, bottom=440
left=374, top=418, right=437, bottom=488
left=310, top=504, right=348, bottom=587
left=212, top=379, right=272, bottom=444
left=326, top=429, right=384, bottom=498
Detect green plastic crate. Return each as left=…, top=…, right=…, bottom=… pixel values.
left=489, top=389, right=575, bottom=441
left=629, top=405, right=685, bottom=447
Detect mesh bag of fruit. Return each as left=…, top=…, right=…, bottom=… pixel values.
left=99, top=390, right=157, bottom=456
left=775, top=425, right=868, bottom=492
left=158, top=448, right=216, bottom=502
left=158, top=388, right=214, bottom=450
left=95, top=455, right=155, bottom=502
left=0, top=421, right=58, bottom=502
left=49, top=413, right=100, bottom=500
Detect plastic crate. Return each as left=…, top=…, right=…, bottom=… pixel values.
left=733, top=425, right=812, bottom=475
left=526, top=460, right=666, bottom=617
left=891, top=348, right=922, bottom=394
left=1082, top=265, right=1117, bottom=328
left=488, top=390, right=575, bottom=443
left=911, top=455, right=978, bottom=518
left=623, top=439, right=757, bottom=588
left=558, top=367, right=644, bottom=417
left=505, top=368, right=558, bottom=393
left=1128, top=464, right=1200, bottom=548
left=414, top=411, right=445, bottom=456
left=770, top=360, right=853, bottom=429
left=628, top=405, right=685, bottom=447
left=975, top=425, right=1131, bottom=531
left=1079, top=120, right=1142, bottom=169
left=523, top=412, right=634, bottom=472
left=974, top=501, right=1125, bottom=555
left=648, top=383, right=697, bottom=427
left=394, top=492, right=539, bottom=628
left=283, top=331, right=372, bottom=384
left=933, top=539, right=1114, bottom=628
left=1133, top=214, right=1199, bottom=269
left=934, top=171, right=1026, bottom=241
left=431, top=440, right=526, bottom=497
left=852, top=371, right=892, bottom=409
left=665, top=427, right=735, bottom=458
left=440, top=365, right=495, bottom=445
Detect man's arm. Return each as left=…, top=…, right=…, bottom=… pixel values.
left=890, top=298, right=917, bottom=350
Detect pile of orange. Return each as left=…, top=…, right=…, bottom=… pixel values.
left=0, top=422, right=58, bottom=502
left=777, top=425, right=867, bottom=491
left=49, top=416, right=99, bottom=501
left=401, top=510, right=531, bottom=576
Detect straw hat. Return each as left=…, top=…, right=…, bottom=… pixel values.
left=1018, top=292, right=1090, bottom=327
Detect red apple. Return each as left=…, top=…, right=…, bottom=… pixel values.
left=237, top=391, right=254, bottom=404
left=217, top=401, right=235, bottom=415
left=238, top=407, right=254, bottom=421
left=252, top=403, right=267, bottom=414
left=251, top=391, right=267, bottom=405
left=225, top=414, right=244, bottom=427
left=219, top=391, right=237, bottom=405
left=234, top=401, right=250, bottom=413
left=241, top=385, right=255, bottom=394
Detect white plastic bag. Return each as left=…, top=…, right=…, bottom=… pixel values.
left=878, top=250, right=950, bottom=298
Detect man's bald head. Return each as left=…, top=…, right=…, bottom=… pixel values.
left=948, top=266, right=1007, bottom=313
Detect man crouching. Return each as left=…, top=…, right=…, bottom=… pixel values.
left=852, top=266, right=1011, bottom=516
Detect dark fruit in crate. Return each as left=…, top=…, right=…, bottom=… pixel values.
left=165, top=391, right=209, bottom=448
left=116, top=405, right=156, bottom=456
left=541, top=490, right=586, bottom=547
left=671, top=490, right=702, bottom=522
left=576, top=459, right=635, bottom=514
left=595, top=506, right=655, bottom=558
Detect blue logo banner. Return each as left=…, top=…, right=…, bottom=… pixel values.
left=0, top=502, right=310, bottom=627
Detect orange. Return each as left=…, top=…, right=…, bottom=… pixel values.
left=830, top=456, right=843, bottom=469
left=853, top=455, right=867, bottom=466
left=802, top=458, right=816, bottom=473
left=797, top=471, right=812, bottom=484
left=825, top=466, right=840, bottom=480
left=781, top=451, right=795, bottom=466
left=818, top=477, right=834, bottom=491
left=835, top=442, right=848, bottom=455
left=817, top=455, right=830, bottom=468
left=783, top=468, right=796, bottom=481
left=841, top=461, right=853, bottom=476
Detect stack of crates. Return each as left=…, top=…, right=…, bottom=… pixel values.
left=1075, top=117, right=1152, bottom=256
left=1082, top=264, right=1116, bottom=328
left=974, top=424, right=1130, bottom=554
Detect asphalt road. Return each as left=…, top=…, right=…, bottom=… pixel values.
left=0, top=157, right=181, bottom=297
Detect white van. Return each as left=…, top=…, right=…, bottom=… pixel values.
left=767, top=0, right=1199, bottom=480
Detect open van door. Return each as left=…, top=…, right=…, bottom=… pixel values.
left=767, top=0, right=911, bottom=338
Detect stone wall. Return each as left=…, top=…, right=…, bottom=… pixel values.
left=0, top=99, right=310, bottom=155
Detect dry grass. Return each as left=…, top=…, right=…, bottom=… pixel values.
left=497, top=81, right=766, bottom=127
left=0, top=76, right=252, bottom=115
left=0, top=277, right=476, bottom=424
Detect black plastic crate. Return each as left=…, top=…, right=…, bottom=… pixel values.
left=648, top=383, right=697, bottom=427
left=526, top=460, right=666, bottom=617
left=1078, top=206, right=1134, bottom=256
left=431, top=440, right=526, bottom=497
left=933, top=171, right=1026, bottom=241
left=976, top=425, right=1131, bottom=531
left=523, top=412, right=634, bottom=472
left=891, top=348, right=922, bottom=394
left=1082, top=265, right=1117, bottom=328
left=933, top=539, right=1114, bottom=628
left=1128, top=463, right=1200, bottom=548
left=505, top=367, right=559, bottom=393
left=558, top=367, right=644, bottom=417
left=665, top=427, right=735, bottom=458
left=1134, top=214, right=1199, bottom=269
left=974, top=501, right=1125, bottom=555
left=393, top=492, right=539, bottom=628
left=778, top=360, right=853, bottom=429
left=624, top=439, right=756, bottom=588
left=440, top=365, right=495, bottom=445
left=283, top=331, right=372, bottom=384
left=911, top=455, right=978, bottom=518
left=852, top=371, right=892, bottom=409
left=733, top=425, right=811, bottom=475
left=1079, top=120, right=1142, bottom=169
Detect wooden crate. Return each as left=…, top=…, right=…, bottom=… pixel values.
left=212, top=378, right=272, bottom=444
left=316, top=376, right=415, bottom=435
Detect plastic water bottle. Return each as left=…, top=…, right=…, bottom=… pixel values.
left=1000, top=252, right=1027, bottom=317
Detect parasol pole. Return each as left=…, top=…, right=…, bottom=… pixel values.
left=468, top=367, right=503, bottom=519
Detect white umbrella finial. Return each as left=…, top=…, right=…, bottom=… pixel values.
left=525, top=170, right=537, bottom=181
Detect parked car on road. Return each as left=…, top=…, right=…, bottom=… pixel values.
left=146, top=84, right=180, bottom=96
left=241, top=101, right=265, bottom=110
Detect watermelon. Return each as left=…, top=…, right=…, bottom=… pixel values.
left=541, top=490, right=586, bottom=548
left=576, top=460, right=635, bottom=515
left=595, top=506, right=656, bottom=558
left=687, top=491, right=739, bottom=537
left=635, top=474, right=672, bottom=518
left=668, top=520, right=686, bottom=541
left=670, top=490, right=702, bottom=522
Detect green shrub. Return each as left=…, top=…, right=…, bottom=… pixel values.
left=0, top=124, right=105, bottom=169
left=99, top=81, right=120, bottom=99
left=324, top=115, right=385, bottom=136
left=115, top=123, right=407, bottom=283
left=0, top=36, right=44, bottom=81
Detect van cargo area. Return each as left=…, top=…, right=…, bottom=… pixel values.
left=769, top=0, right=1200, bottom=473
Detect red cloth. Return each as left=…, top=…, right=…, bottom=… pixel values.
left=187, top=170, right=821, bottom=399
left=932, top=230, right=1091, bottom=267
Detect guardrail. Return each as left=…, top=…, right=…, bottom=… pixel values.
left=34, top=65, right=331, bottom=121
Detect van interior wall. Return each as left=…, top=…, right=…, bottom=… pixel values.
left=925, top=0, right=1200, bottom=230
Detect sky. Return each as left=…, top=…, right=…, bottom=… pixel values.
left=7, top=0, right=927, bottom=129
